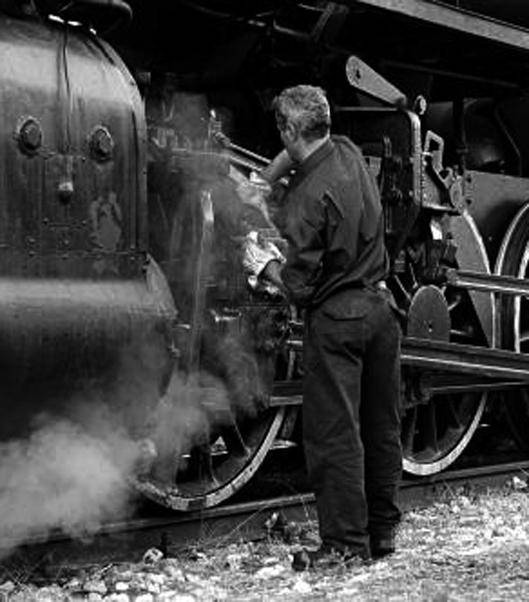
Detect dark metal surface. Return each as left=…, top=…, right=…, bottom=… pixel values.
left=439, top=0, right=529, bottom=28
left=0, top=15, right=175, bottom=437
left=346, top=0, right=529, bottom=51
left=0, top=17, right=147, bottom=270
left=459, top=172, right=529, bottom=264
left=0, top=269, right=173, bottom=383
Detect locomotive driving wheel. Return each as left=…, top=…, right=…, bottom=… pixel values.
left=495, top=201, right=529, bottom=450
left=133, top=401, right=286, bottom=511
left=134, top=172, right=291, bottom=511
left=397, top=212, right=493, bottom=475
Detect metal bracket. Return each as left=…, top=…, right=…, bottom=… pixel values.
left=346, top=55, right=407, bottom=107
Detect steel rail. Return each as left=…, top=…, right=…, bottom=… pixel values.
left=2, top=459, right=529, bottom=572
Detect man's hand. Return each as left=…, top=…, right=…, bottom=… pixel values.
left=243, top=231, right=286, bottom=297
left=261, top=259, right=285, bottom=292
left=243, top=231, right=285, bottom=276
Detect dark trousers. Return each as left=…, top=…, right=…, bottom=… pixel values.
left=303, top=288, right=402, bottom=555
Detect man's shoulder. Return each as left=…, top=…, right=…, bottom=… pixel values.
left=331, top=135, right=365, bottom=164
left=288, top=136, right=364, bottom=200
left=331, top=134, right=360, bottom=151
left=309, top=136, right=361, bottom=178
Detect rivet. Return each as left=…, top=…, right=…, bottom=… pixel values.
left=89, top=126, right=114, bottom=162
left=17, top=117, right=42, bottom=155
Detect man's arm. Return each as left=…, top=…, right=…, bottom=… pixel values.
left=262, top=194, right=327, bottom=306
left=261, top=149, right=294, bottom=183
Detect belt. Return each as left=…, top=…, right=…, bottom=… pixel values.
left=310, top=281, right=388, bottom=310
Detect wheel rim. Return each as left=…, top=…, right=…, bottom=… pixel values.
left=138, top=175, right=289, bottom=510
left=399, top=212, right=490, bottom=475
left=495, top=202, right=529, bottom=450
left=133, top=401, right=285, bottom=511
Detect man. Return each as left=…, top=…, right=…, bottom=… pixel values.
left=244, top=85, right=402, bottom=569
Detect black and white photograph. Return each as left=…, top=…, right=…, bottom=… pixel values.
left=1, top=1, right=529, bottom=600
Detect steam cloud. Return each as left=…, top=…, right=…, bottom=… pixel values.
left=0, top=91, right=277, bottom=560
left=0, top=332, right=265, bottom=560
left=0, top=417, right=137, bottom=557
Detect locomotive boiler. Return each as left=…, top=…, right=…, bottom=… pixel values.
left=0, top=3, right=176, bottom=447
left=4, top=0, right=529, bottom=514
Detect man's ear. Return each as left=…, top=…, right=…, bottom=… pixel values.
left=285, top=121, right=298, bottom=141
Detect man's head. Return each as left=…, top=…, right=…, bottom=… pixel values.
left=272, top=85, right=331, bottom=162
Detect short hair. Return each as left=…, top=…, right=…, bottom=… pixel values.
left=272, top=85, right=331, bottom=142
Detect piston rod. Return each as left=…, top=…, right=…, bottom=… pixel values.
left=284, top=335, right=529, bottom=382
left=272, top=335, right=529, bottom=407
left=270, top=376, right=527, bottom=406
left=400, top=337, right=529, bottom=381
left=446, top=268, right=529, bottom=296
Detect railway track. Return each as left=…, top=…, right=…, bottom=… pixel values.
left=1, top=458, right=528, bottom=578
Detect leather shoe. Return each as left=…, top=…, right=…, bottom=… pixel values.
left=292, top=545, right=368, bottom=571
left=370, top=537, right=395, bottom=559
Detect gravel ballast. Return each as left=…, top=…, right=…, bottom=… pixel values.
left=2, top=480, right=529, bottom=601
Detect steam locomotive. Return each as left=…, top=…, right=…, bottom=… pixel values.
left=3, top=0, right=529, bottom=512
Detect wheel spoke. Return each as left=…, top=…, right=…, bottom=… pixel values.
left=409, top=263, right=419, bottom=292
left=402, top=406, right=417, bottom=454
left=188, top=443, right=219, bottom=486
left=393, top=275, right=412, bottom=305
left=424, top=402, right=439, bottom=453
left=447, top=396, right=463, bottom=430
left=220, top=421, right=250, bottom=457
left=450, top=327, right=474, bottom=340
left=447, top=293, right=463, bottom=312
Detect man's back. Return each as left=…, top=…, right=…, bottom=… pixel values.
left=281, top=135, right=388, bottom=307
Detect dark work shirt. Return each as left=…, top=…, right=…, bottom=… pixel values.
left=280, top=135, right=388, bottom=307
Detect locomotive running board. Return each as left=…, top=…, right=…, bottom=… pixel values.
left=347, top=0, right=529, bottom=53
